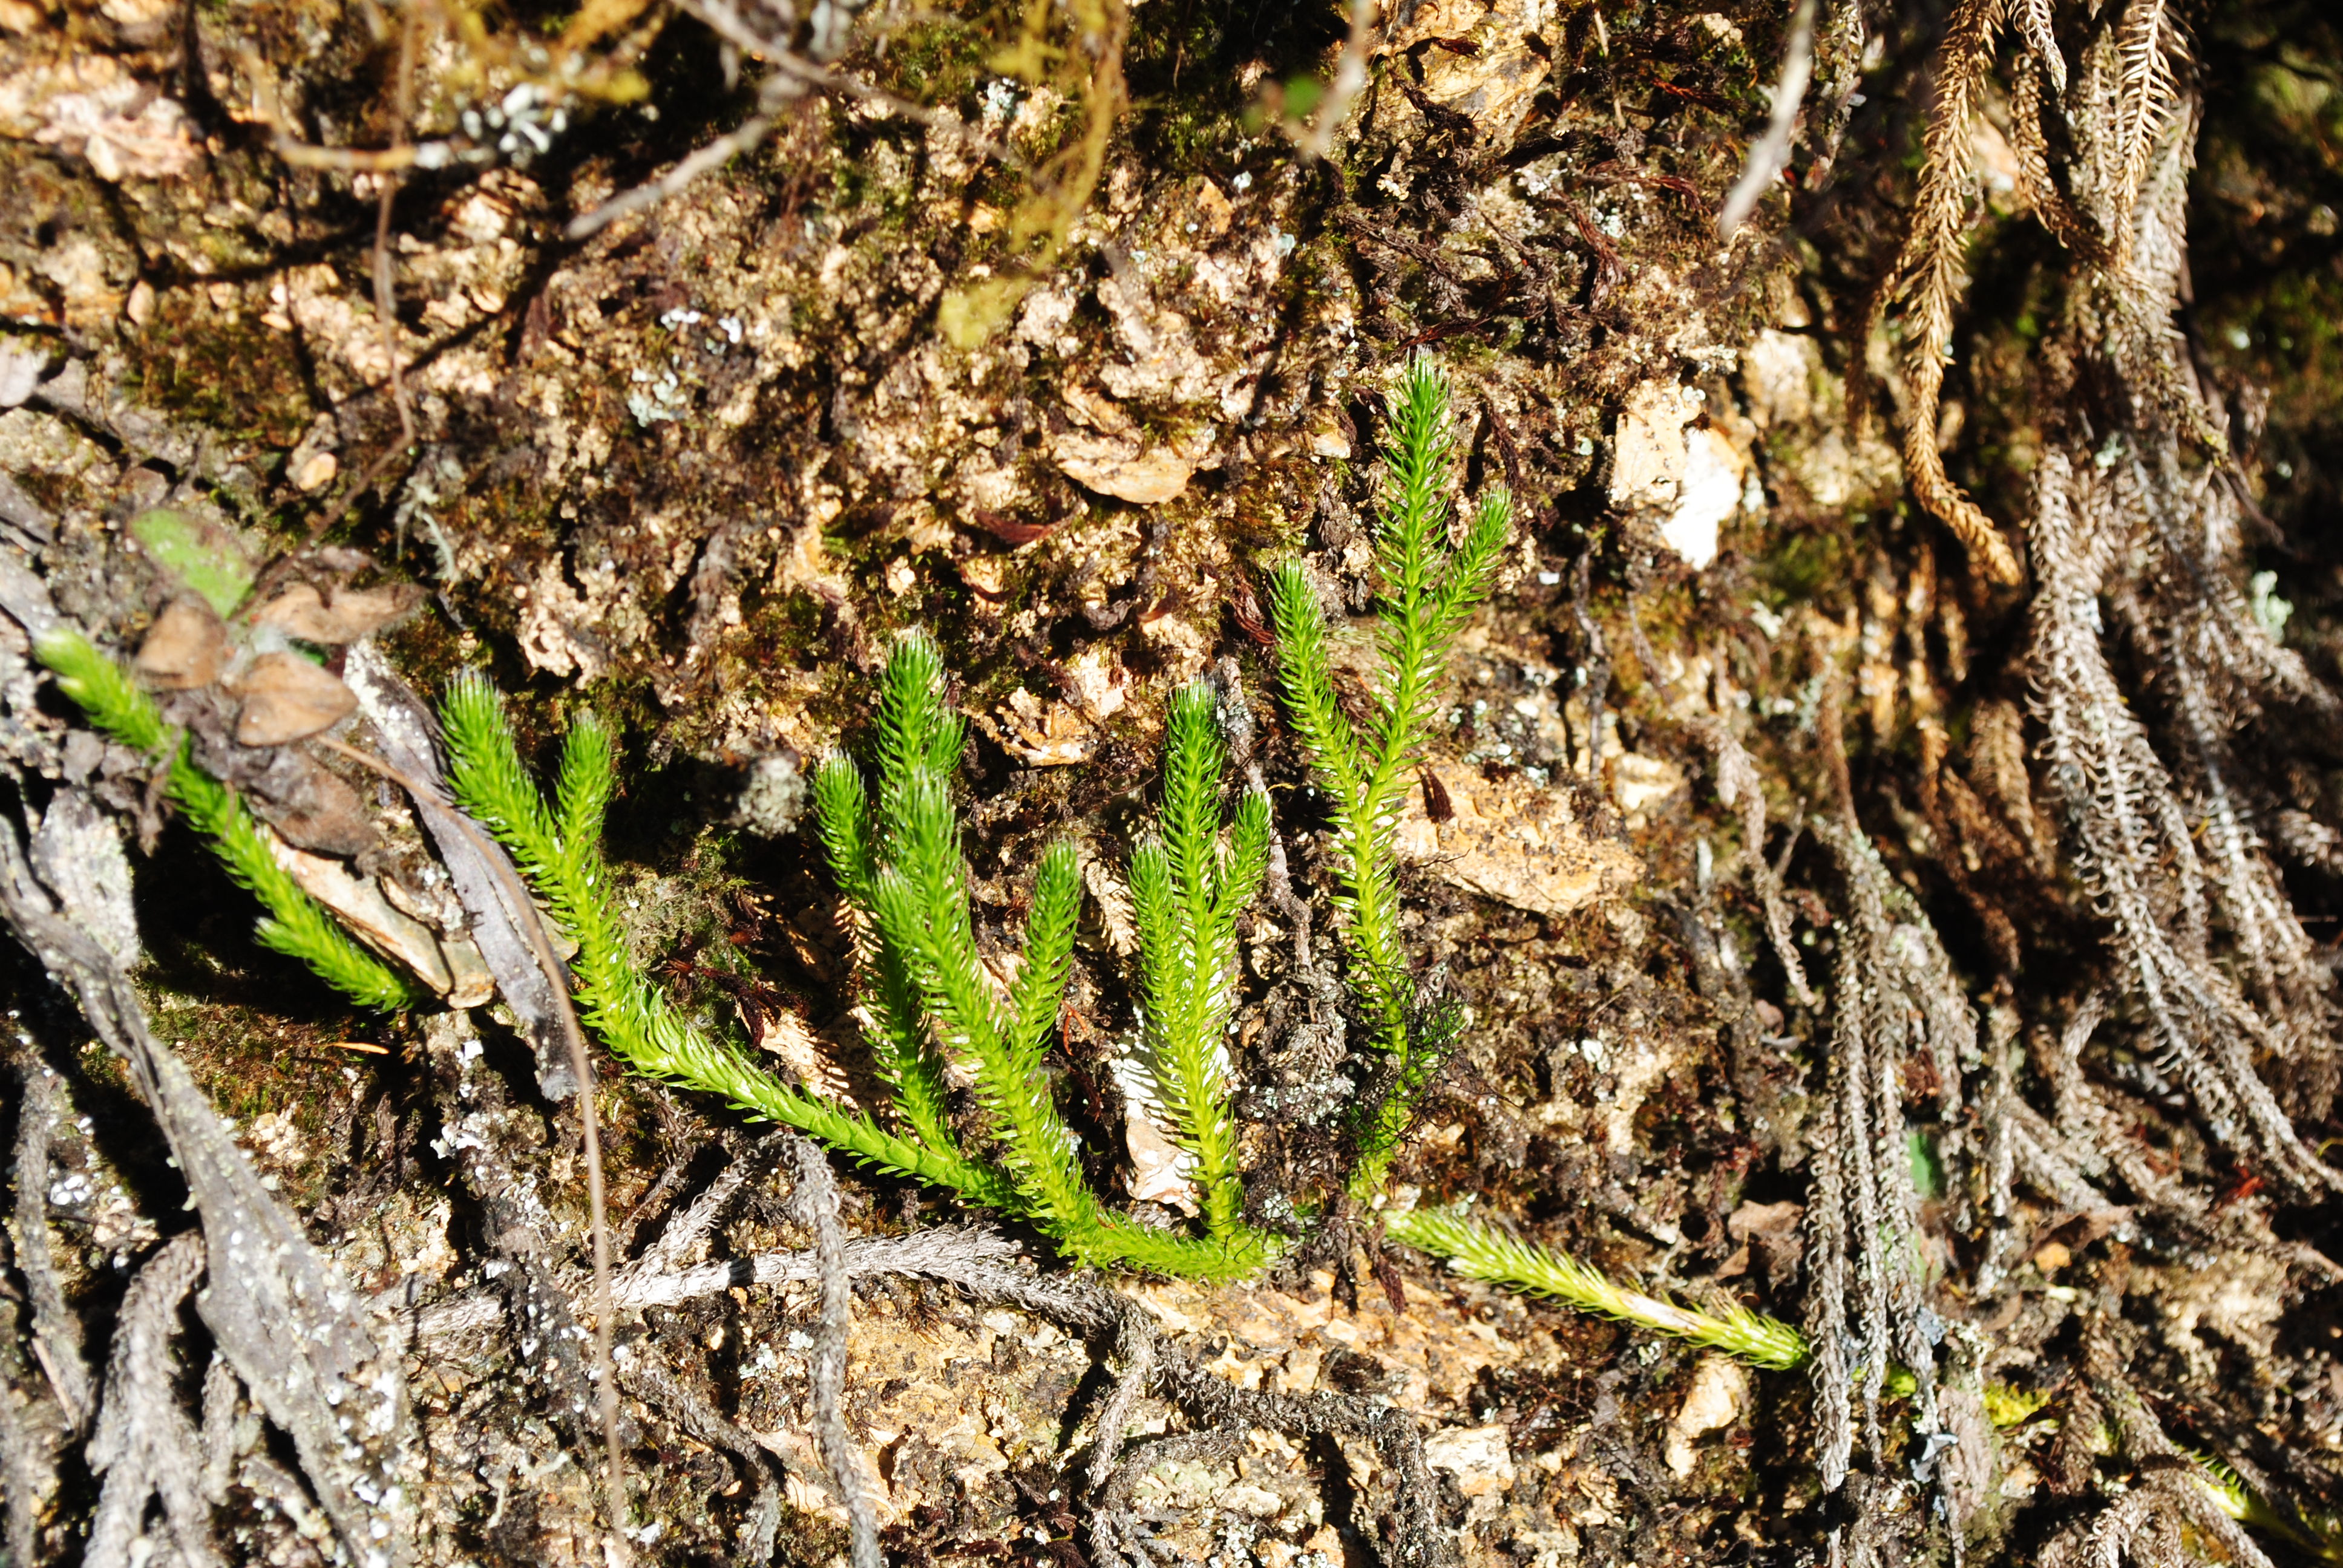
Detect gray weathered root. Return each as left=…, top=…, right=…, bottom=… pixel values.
left=1, top=800, right=414, bottom=1566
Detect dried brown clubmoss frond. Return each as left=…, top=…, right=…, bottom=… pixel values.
left=2012, top=0, right=2065, bottom=92
left=2010, top=51, right=2109, bottom=264
left=2111, top=0, right=2180, bottom=266
left=1967, top=697, right=2060, bottom=873
left=2080, top=41, right=2233, bottom=460
left=2029, top=995, right=2203, bottom=1221
left=2112, top=459, right=2340, bottom=1125
left=2037, top=1328, right=2284, bottom=1568
left=1885, top=0, right=2027, bottom=585
left=1983, top=0, right=2340, bottom=1197
left=1888, top=0, right=2230, bottom=584
left=2041, top=1471, right=2279, bottom=1568
left=1917, top=716, right=2023, bottom=972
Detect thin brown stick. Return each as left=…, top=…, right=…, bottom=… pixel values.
left=373, top=11, right=420, bottom=469
left=270, top=137, right=427, bottom=172
left=674, top=0, right=1020, bottom=159
left=568, top=111, right=777, bottom=239
left=308, top=735, right=629, bottom=1543
left=240, top=48, right=431, bottom=171
left=1559, top=190, right=1622, bottom=306
left=568, top=8, right=1019, bottom=239
left=1816, top=673, right=1858, bottom=833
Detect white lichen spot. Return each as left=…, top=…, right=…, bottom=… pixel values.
left=1659, top=425, right=1747, bottom=570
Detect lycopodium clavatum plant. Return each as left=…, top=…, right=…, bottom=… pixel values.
left=803, top=633, right=1274, bottom=1276
left=24, top=359, right=1818, bottom=1351
left=445, top=643, right=1271, bottom=1279
left=1261, top=357, right=1809, bottom=1365
left=1120, top=678, right=1271, bottom=1247
left=29, top=360, right=1813, bottom=1362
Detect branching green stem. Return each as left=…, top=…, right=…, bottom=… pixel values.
left=441, top=652, right=1267, bottom=1279
left=1129, top=680, right=1268, bottom=1243
left=437, top=673, right=1018, bottom=1210
left=1270, top=358, right=1509, bottom=1198
left=822, top=639, right=1268, bottom=1279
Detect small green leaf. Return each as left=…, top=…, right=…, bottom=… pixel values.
left=1907, top=1129, right=1945, bottom=1198
left=128, top=508, right=256, bottom=616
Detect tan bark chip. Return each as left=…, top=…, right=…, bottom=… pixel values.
left=1046, top=426, right=1199, bottom=505
left=1664, top=1354, right=1748, bottom=1478
left=251, top=582, right=426, bottom=644
left=1394, top=761, right=1637, bottom=919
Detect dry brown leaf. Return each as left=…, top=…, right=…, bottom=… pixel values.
left=1664, top=1356, right=1748, bottom=1477
left=1123, top=1100, right=1201, bottom=1212
left=251, top=582, right=425, bottom=644
left=1608, top=381, right=1704, bottom=511
left=1047, top=428, right=1198, bottom=505
left=233, top=652, right=357, bottom=746
left=246, top=756, right=379, bottom=857
left=134, top=597, right=228, bottom=690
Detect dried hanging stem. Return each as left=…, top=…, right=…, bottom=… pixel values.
left=1886, top=0, right=2025, bottom=585
left=1286, top=0, right=1377, bottom=163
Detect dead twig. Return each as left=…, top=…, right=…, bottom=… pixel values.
left=395, top=1224, right=1026, bottom=1344
left=569, top=103, right=782, bottom=238
left=11, top=1045, right=94, bottom=1429
left=681, top=0, right=1007, bottom=145
left=1717, top=0, right=1817, bottom=238
left=1286, top=0, right=1376, bottom=162
left=86, top=1233, right=221, bottom=1568
left=782, top=1134, right=883, bottom=1568
left=566, top=0, right=1019, bottom=240
left=0, top=812, right=411, bottom=1564
left=241, top=9, right=423, bottom=615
